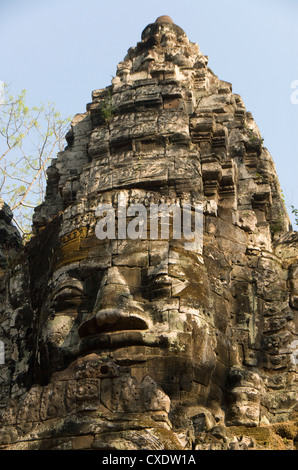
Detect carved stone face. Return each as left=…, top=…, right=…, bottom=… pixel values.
left=1, top=16, right=297, bottom=450
left=34, top=207, right=218, bottom=393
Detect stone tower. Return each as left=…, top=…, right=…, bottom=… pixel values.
left=0, top=16, right=297, bottom=450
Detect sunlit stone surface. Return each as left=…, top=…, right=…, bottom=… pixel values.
left=0, top=17, right=297, bottom=450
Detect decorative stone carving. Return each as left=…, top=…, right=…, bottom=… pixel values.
left=0, top=16, right=297, bottom=450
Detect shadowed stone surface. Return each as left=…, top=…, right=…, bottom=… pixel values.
left=0, top=17, right=297, bottom=450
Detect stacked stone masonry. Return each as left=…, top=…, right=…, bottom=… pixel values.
left=0, top=17, right=297, bottom=450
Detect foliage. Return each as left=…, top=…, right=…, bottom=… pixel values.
left=0, top=83, right=71, bottom=238
left=100, top=90, right=114, bottom=123
left=290, top=205, right=298, bottom=228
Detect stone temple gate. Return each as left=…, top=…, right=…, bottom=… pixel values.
left=0, top=16, right=297, bottom=450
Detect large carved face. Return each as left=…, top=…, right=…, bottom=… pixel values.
left=1, top=17, right=297, bottom=450
left=32, top=190, right=218, bottom=395
left=24, top=17, right=224, bottom=399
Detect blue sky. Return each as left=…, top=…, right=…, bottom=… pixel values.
left=1, top=0, right=297, bottom=226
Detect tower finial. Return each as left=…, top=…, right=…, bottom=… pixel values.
left=155, top=15, right=174, bottom=24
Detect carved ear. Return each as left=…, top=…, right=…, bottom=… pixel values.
left=288, top=264, right=298, bottom=310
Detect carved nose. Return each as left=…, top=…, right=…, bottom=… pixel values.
left=96, top=267, right=133, bottom=310
left=78, top=267, right=148, bottom=338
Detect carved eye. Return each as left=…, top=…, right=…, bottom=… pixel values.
left=147, top=273, right=172, bottom=301
left=52, top=286, right=85, bottom=312
left=150, top=274, right=172, bottom=287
